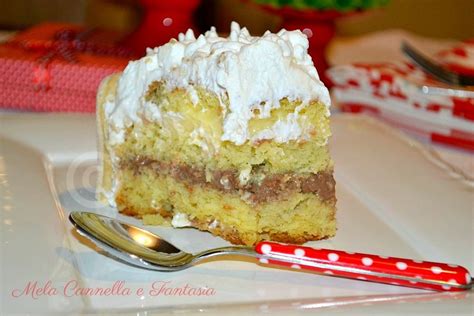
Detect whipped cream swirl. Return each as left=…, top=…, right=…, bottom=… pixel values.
left=107, top=22, right=330, bottom=145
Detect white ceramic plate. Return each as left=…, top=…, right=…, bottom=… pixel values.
left=0, top=113, right=472, bottom=315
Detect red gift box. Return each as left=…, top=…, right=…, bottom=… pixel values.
left=0, top=23, right=137, bottom=112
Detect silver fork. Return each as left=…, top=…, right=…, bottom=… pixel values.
left=402, top=41, right=474, bottom=87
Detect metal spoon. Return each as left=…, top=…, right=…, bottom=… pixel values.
left=69, top=211, right=472, bottom=292
left=69, top=211, right=256, bottom=271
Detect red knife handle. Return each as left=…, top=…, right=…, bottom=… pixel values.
left=255, top=241, right=472, bottom=292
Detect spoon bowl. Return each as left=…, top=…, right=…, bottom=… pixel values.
left=69, top=211, right=255, bottom=271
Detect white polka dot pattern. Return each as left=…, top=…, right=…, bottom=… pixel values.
left=294, top=249, right=305, bottom=257
left=260, top=244, right=272, bottom=255
left=362, top=257, right=373, bottom=266
left=431, top=266, right=442, bottom=274
left=328, top=253, right=339, bottom=262
left=396, top=262, right=407, bottom=270
left=255, top=241, right=471, bottom=292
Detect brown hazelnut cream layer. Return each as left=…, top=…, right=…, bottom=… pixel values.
left=123, top=157, right=336, bottom=205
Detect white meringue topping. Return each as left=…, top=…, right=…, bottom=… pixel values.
left=107, top=22, right=330, bottom=145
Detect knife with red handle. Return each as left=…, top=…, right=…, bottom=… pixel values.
left=255, top=241, right=472, bottom=292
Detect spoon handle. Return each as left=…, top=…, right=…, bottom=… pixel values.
left=255, top=241, right=472, bottom=292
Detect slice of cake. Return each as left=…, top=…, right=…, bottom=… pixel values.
left=96, top=22, right=336, bottom=246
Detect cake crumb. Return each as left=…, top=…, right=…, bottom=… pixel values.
left=171, top=213, right=192, bottom=227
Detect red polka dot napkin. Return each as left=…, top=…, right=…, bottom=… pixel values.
left=327, top=39, right=474, bottom=151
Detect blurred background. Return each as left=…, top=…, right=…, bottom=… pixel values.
left=0, top=0, right=473, bottom=39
